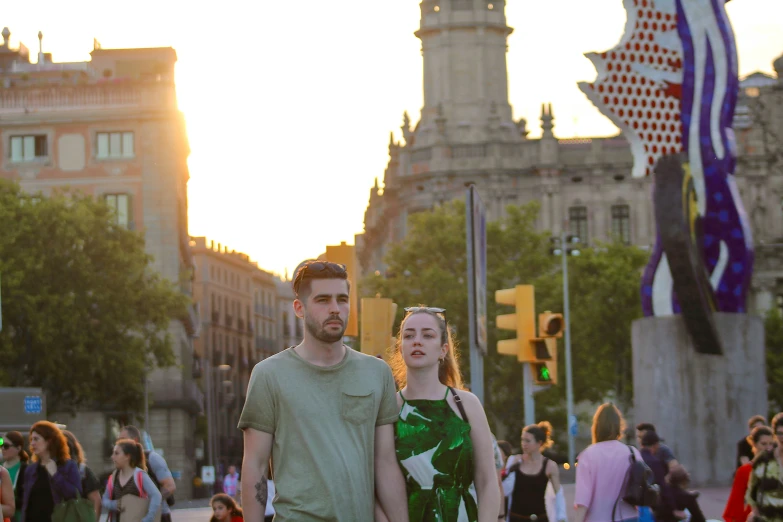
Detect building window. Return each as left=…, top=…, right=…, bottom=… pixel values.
left=569, top=206, right=588, bottom=243
left=104, top=194, right=132, bottom=228
left=611, top=204, right=631, bottom=245
left=10, top=135, right=48, bottom=162
left=97, top=132, right=134, bottom=159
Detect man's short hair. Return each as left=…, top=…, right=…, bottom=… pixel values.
left=636, top=422, right=656, bottom=432
left=122, top=425, right=142, bottom=442
left=293, top=260, right=350, bottom=299
left=748, top=415, right=767, bottom=429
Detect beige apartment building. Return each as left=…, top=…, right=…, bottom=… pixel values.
left=0, top=30, right=200, bottom=494
left=191, top=237, right=299, bottom=469
left=359, top=0, right=783, bottom=315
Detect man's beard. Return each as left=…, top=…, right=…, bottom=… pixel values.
left=305, top=314, right=346, bottom=343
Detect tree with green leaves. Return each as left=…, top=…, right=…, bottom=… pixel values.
left=0, top=180, right=188, bottom=413
left=362, top=199, right=648, bottom=442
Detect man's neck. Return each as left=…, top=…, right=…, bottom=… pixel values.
left=295, top=339, right=346, bottom=367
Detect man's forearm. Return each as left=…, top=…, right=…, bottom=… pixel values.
left=376, top=462, right=409, bottom=522
left=241, top=465, right=267, bottom=522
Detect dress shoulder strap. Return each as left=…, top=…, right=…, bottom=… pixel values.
left=539, top=457, right=549, bottom=476
left=448, top=387, right=469, bottom=423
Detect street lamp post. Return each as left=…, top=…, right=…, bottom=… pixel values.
left=553, top=230, right=578, bottom=467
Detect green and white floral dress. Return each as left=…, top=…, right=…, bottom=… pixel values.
left=395, top=388, right=478, bottom=522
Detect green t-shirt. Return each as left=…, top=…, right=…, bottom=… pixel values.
left=237, top=346, right=399, bottom=522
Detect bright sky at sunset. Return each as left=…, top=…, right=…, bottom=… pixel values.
left=2, top=1, right=782, bottom=277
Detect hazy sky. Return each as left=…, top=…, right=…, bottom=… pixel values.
left=2, top=1, right=781, bottom=277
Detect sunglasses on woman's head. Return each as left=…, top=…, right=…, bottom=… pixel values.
left=404, top=306, right=445, bottom=313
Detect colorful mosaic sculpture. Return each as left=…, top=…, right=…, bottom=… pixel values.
left=579, top=0, right=753, bottom=336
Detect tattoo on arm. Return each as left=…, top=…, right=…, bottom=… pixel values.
left=254, top=475, right=268, bottom=507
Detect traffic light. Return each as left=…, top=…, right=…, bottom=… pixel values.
left=360, top=297, right=398, bottom=359
left=532, top=311, right=564, bottom=385
left=324, top=242, right=358, bottom=337
left=495, top=285, right=537, bottom=362
left=531, top=338, right=557, bottom=385
left=539, top=311, right=564, bottom=338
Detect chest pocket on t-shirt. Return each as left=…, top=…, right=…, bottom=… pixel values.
left=341, top=390, right=375, bottom=425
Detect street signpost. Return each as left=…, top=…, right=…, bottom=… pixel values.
left=0, top=388, right=46, bottom=432
left=466, top=185, right=487, bottom=403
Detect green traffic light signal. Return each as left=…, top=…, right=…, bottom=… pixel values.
left=533, top=363, right=552, bottom=383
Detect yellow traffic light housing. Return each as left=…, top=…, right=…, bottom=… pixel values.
left=360, top=297, right=397, bottom=359
left=539, top=311, right=564, bottom=338
left=325, top=242, right=358, bottom=337
left=495, top=285, right=536, bottom=362
left=530, top=337, right=558, bottom=385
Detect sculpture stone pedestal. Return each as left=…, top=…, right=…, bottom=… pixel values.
left=632, top=313, right=767, bottom=486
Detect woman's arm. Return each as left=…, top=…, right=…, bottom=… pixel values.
left=49, top=461, right=81, bottom=500
left=101, top=484, right=119, bottom=512
left=462, top=392, right=501, bottom=522
left=88, top=490, right=102, bottom=520
left=547, top=459, right=567, bottom=522
left=1, top=467, right=15, bottom=517
left=141, top=471, right=162, bottom=522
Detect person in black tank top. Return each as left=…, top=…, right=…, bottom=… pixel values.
left=502, top=422, right=568, bottom=522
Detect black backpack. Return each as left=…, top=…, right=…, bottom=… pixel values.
left=145, top=450, right=175, bottom=507
left=612, top=446, right=659, bottom=520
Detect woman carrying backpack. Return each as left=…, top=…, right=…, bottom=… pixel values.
left=102, top=439, right=161, bottom=522
left=574, top=403, right=644, bottom=522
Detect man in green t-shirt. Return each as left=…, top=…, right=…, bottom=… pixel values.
left=238, top=260, right=409, bottom=522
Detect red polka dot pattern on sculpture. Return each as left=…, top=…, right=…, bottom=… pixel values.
left=583, top=0, right=684, bottom=177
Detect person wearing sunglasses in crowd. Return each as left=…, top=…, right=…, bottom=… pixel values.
left=2, top=432, right=28, bottom=522
left=238, top=260, right=409, bottom=522
left=376, top=306, right=500, bottom=522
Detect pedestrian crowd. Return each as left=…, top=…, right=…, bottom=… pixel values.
left=3, top=260, right=779, bottom=522
left=1, top=422, right=176, bottom=522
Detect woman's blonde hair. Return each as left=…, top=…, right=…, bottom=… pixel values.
left=388, top=308, right=464, bottom=389
left=591, top=402, right=626, bottom=444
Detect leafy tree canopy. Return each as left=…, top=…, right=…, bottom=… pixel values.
left=362, top=199, right=648, bottom=442
left=0, top=181, right=188, bottom=413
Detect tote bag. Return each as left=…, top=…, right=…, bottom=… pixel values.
left=119, top=495, right=161, bottom=522
left=51, top=491, right=96, bottom=522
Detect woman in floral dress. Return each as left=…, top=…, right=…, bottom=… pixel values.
left=377, top=306, right=500, bottom=522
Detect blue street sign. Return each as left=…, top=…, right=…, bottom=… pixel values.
left=569, top=414, right=578, bottom=436
left=24, top=396, right=42, bottom=414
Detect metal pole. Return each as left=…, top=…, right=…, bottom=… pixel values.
left=523, top=363, right=535, bottom=426
left=204, top=357, right=214, bottom=467
left=562, top=230, right=576, bottom=466
left=143, top=370, right=149, bottom=433
left=466, top=188, right=484, bottom=403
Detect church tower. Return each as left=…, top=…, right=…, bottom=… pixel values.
left=415, top=0, right=515, bottom=145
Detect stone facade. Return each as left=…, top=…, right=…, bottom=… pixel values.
left=191, top=237, right=299, bottom=469
left=358, top=0, right=783, bottom=316
left=0, top=31, right=200, bottom=496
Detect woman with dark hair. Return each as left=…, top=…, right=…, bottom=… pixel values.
left=574, top=403, right=641, bottom=522
left=20, top=421, right=81, bottom=522
left=746, top=415, right=783, bottom=522
left=210, top=493, right=244, bottom=522
left=62, top=430, right=102, bottom=520
left=502, top=422, right=566, bottom=522
left=2, top=431, right=28, bottom=522
left=737, top=415, right=767, bottom=469
left=724, top=425, right=773, bottom=522
left=102, top=439, right=161, bottom=522
left=378, top=306, right=500, bottom=522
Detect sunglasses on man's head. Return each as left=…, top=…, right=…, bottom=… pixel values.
left=293, top=262, right=347, bottom=294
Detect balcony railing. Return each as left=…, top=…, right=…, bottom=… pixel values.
left=212, top=311, right=220, bottom=324
left=0, top=82, right=177, bottom=115
left=225, top=315, right=233, bottom=327
left=237, top=318, right=245, bottom=331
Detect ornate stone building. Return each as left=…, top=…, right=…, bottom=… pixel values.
left=0, top=29, right=200, bottom=495
left=357, top=0, right=783, bottom=315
